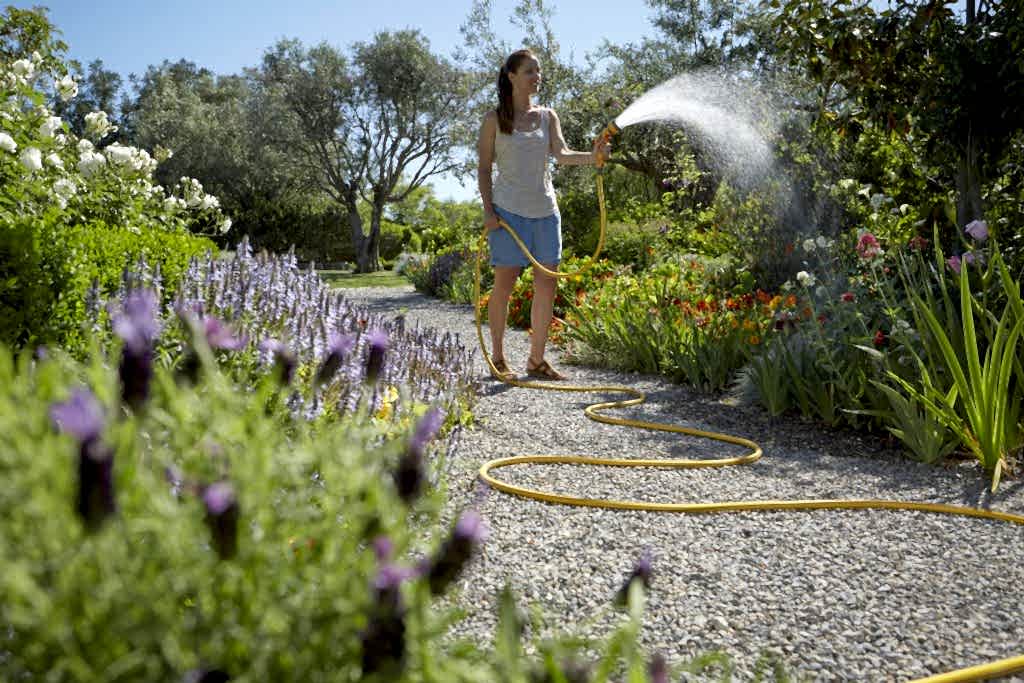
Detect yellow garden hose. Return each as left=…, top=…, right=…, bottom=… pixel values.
left=472, top=161, right=1024, bottom=681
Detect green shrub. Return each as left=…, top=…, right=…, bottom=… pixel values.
left=0, top=212, right=212, bottom=352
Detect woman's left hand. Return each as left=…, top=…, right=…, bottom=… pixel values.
left=592, top=137, right=611, bottom=165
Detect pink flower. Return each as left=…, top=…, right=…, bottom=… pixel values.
left=908, top=236, right=929, bottom=251
left=856, top=232, right=882, bottom=259
left=947, top=255, right=962, bottom=274
left=964, top=220, right=988, bottom=243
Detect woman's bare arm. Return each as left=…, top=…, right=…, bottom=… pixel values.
left=548, top=108, right=608, bottom=166
left=478, top=111, right=500, bottom=229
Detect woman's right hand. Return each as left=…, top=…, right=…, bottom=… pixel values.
left=484, top=211, right=501, bottom=232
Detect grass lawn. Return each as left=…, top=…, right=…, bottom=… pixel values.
left=318, top=269, right=411, bottom=288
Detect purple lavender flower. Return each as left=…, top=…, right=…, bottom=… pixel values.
left=614, top=548, right=653, bottom=607
left=649, top=653, right=669, bottom=683
left=315, top=333, right=356, bottom=387
left=364, top=329, right=389, bottom=384
left=259, top=338, right=296, bottom=386
left=50, top=388, right=105, bottom=444
left=424, top=510, right=488, bottom=595
left=51, top=389, right=117, bottom=528
left=361, top=563, right=409, bottom=678
left=372, top=535, right=394, bottom=562
left=111, top=289, right=159, bottom=410
left=111, top=289, right=160, bottom=354
left=77, top=440, right=117, bottom=529
left=203, top=316, right=248, bottom=351
left=410, top=407, right=445, bottom=456
left=202, top=482, right=239, bottom=560
left=393, top=408, right=445, bottom=503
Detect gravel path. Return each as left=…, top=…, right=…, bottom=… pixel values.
left=346, top=284, right=1024, bottom=682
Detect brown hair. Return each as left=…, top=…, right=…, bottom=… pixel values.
left=496, top=49, right=536, bottom=135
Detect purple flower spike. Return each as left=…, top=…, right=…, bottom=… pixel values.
left=315, top=333, right=356, bottom=387
left=111, top=289, right=159, bottom=354
left=203, top=481, right=239, bottom=560
left=204, top=317, right=248, bottom=351
left=410, top=407, right=445, bottom=456
left=364, top=329, right=389, bottom=384
left=614, top=548, right=654, bottom=607
left=373, top=535, right=394, bottom=562
left=77, top=440, right=117, bottom=529
left=259, top=338, right=296, bottom=386
left=51, top=388, right=105, bottom=444
left=649, top=653, right=669, bottom=683
left=425, top=510, right=487, bottom=595
left=965, top=219, right=989, bottom=243
left=111, top=289, right=159, bottom=410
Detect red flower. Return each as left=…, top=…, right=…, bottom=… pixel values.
left=841, top=292, right=856, bottom=303
left=873, top=329, right=888, bottom=348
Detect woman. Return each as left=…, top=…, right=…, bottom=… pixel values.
left=477, top=48, right=610, bottom=381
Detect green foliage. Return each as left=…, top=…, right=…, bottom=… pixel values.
left=888, top=248, right=1024, bottom=488
left=0, top=344, right=446, bottom=680
left=563, top=256, right=769, bottom=392
left=0, top=213, right=210, bottom=351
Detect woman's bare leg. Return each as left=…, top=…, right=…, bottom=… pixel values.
left=489, top=265, right=522, bottom=361
left=529, top=264, right=558, bottom=365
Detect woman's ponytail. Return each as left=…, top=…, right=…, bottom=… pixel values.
left=495, top=49, right=535, bottom=135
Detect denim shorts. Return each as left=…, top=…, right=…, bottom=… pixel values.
left=488, top=205, right=562, bottom=267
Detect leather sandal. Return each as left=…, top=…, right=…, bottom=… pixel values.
left=491, top=357, right=516, bottom=380
left=525, top=358, right=568, bottom=381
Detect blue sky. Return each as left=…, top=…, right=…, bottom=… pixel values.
left=15, top=0, right=660, bottom=201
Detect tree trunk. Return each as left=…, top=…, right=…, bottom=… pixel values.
left=344, top=190, right=374, bottom=273
left=955, top=135, right=984, bottom=229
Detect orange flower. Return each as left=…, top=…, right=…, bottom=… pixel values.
left=748, top=335, right=761, bottom=345
left=785, top=294, right=798, bottom=308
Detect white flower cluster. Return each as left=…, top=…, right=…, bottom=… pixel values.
left=0, top=46, right=233, bottom=237
left=105, top=142, right=157, bottom=175
left=796, top=270, right=817, bottom=287
left=54, top=74, right=78, bottom=102
left=178, top=176, right=221, bottom=211
left=84, top=111, right=116, bottom=140
left=800, top=235, right=835, bottom=253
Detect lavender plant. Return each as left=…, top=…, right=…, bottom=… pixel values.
left=105, top=237, right=481, bottom=430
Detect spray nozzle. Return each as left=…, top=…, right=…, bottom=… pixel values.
left=594, top=121, right=620, bottom=169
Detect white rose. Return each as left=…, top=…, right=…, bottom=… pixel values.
left=802, top=238, right=816, bottom=253
left=77, top=150, right=107, bottom=177
left=45, top=152, right=63, bottom=169
left=0, top=131, right=16, bottom=153
left=53, top=177, right=77, bottom=199
left=816, top=236, right=830, bottom=249
left=39, top=115, right=63, bottom=139
left=19, top=147, right=43, bottom=172
left=55, top=74, right=79, bottom=102
left=77, top=139, right=94, bottom=153
left=84, top=111, right=116, bottom=140
left=219, top=217, right=232, bottom=233
left=199, top=194, right=220, bottom=211
left=796, top=270, right=816, bottom=287
left=104, top=142, right=135, bottom=166
left=11, top=59, right=34, bottom=79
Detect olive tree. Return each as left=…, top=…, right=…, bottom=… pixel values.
left=258, top=31, right=469, bottom=272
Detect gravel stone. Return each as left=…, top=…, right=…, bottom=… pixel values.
left=345, top=284, right=1024, bottom=682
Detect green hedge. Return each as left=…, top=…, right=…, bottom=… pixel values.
left=0, top=212, right=212, bottom=352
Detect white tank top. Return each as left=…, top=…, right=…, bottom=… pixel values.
left=492, top=108, right=558, bottom=218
